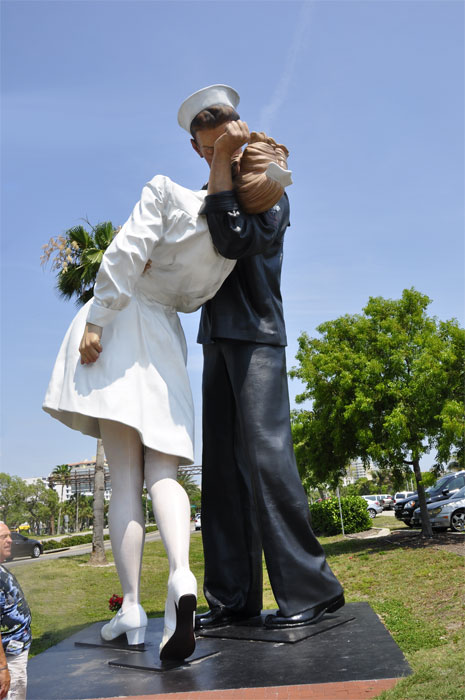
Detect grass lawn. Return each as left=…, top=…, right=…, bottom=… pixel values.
left=373, top=514, right=409, bottom=531
left=15, top=530, right=464, bottom=700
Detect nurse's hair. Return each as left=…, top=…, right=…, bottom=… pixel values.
left=190, top=105, right=240, bottom=139
left=232, top=132, right=290, bottom=214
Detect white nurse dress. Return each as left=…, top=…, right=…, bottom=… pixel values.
left=43, top=175, right=235, bottom=465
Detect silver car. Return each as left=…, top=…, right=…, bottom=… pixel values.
left=362, top=495, right=384, bottom=518
left=412, top=486, right=465, bottom=532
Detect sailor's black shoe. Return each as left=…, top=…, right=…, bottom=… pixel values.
left=264, top=594, right=345, bottom=629
left=195, top=607, right=261, bottom=631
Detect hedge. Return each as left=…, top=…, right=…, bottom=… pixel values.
left=309, top=495, right=372, bottom=536
left=42, top=525, right=158, bottom=551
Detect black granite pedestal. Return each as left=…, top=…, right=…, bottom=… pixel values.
left=26, top=603, right=411, bottom=699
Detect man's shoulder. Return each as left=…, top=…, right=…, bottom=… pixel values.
left=260, top=193, right=290, bottom=231
left=0, top=564, right=11, bottom=594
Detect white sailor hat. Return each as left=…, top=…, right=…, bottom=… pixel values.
left=177, top=84, right=240, bottom=133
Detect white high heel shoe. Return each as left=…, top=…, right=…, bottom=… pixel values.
left=159, top=568, right=197, bottom=661
left=101, top=603, right=147, bottom=645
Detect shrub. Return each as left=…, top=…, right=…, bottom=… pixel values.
left=41, top=525, right=157, bottom=552
left=309, top=496, right=371, bottom=535
left=42, top=539, right=61, bottom=551
left=61, top=534, right=92, bottom=547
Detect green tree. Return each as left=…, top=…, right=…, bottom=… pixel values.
left=177, top=470, right=201, bottom=510
left=141, top=489, right=156, bottom=524
left=371, top=465, right=397, bottom=493
left=0, top=473, right=28, bottom=527
left=353, top=477, right=374, bottom=495
left=39, top=487, right=60, bottom=535
left=50, top=464, right=72, bottom=534
left=290, top=289, right=464, bottom=538
left=42, top=221, right=118, bottom=564
left=65, top=493, right=93, bottom=532
left=24, top=480, right=59, bottom=535
left=41, top=222, right=117, bottom=306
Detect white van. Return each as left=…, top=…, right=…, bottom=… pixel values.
left=394, top=491, right=415, bottom=503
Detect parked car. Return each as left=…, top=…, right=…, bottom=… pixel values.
left=7, top=531, right=43, bottom=560
left=379, top=494, right=395, bottom=510
left=411, top=486, right=465, bottom=532
left=363, top=494, right=390, bottom=510
left=362, top=495, right=383, bottom=518
left=393, top=491, right=415, bottom=503
left=194, top=513, right=201, bottom=531
left=394, top=471, right=465, bottom=527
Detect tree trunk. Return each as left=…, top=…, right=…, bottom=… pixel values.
left=413, top=458, right=434, bottom=538
left=89, top=438, right=108, bottom=565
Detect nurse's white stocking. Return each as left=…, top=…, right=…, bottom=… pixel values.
left=145, top=449, right=197, bottom=637
left=99, top=419, right=145, bottom=613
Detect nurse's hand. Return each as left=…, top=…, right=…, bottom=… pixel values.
left=79, top=323, right=103, bottom=364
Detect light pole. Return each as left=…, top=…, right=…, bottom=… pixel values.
left=336, top=485, right=345, bottom=536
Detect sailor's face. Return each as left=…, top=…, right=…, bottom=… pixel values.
left=191, top=122, right=240, bottom=168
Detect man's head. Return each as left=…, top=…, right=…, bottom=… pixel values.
left=0, top=522, right=12, bottom=563
left=190, top=106, right=241, bottom=167
left=178, top=84, right=241, bottom=167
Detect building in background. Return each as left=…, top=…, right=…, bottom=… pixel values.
left=24, top=462, right=201, bottom=502
left=342, top=460, right=374, bottom=486
left=23, top=461, right=111, bottom=502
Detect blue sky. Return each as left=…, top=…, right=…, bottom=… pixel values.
left=1, top=0, right=463, bottom=480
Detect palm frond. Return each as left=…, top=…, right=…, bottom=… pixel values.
left=79, top=287, right=95, bottom=306
left=94, top=221, right=115, bottom=250
left=57, top=265, right=85, bottom=300
left=68, top=226, right=93, bottom=249
left=82, top=249, right=104, bottom=266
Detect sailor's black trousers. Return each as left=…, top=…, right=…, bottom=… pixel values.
left=200, top=340, right=343, bottom=617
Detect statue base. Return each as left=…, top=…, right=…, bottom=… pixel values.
left=27, top=603, right=412, bottom=699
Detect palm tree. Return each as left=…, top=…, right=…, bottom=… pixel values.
left=41, top=221, right=117, bottom=306
left=67, top=493, right=94, bottom=531
left=89, top=439, right=107, bottom=564
left=177, top=469, right=201, bottom=511
left=42, top=221, right=118, bottom=564
left=51, top=464, right=72, bottom=533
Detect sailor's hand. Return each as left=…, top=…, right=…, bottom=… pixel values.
left=79, top=323, right=103, bottom=364
left=214, top=120, right=250, bottom=158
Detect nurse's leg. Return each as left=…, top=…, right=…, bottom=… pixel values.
left=99, top=419, right=145, bottom=611
left=144, top=448, right=196, bottom=659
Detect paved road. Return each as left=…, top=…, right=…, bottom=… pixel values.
left=6, top=525, right=199, bottom=569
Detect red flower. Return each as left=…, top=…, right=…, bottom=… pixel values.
left=109, top=594, right=123, bottom=612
